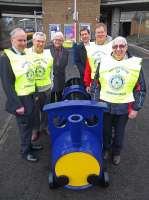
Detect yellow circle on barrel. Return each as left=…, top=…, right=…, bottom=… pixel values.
left=55, top=152, right=100, bottom=187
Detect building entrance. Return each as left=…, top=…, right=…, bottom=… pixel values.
left=120, top=22, right=131, bottom=37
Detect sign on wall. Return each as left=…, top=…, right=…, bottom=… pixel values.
left=64, top=23, right=76, bottom=42
left=49, top=24, right=61, bottom=40
left=79, top=23, right=91, bottom=31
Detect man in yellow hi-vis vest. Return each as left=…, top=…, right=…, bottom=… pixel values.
left=98, top=36, right=146, bottom=165
left=0, top=28, right=42, bottom=163
left=26, top=32, right=53, bottom=142
left=84, top=23, right=112, bottom=93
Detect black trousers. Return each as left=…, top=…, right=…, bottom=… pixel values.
left=103, top=112, right=128, bottom=155
left=16, top=112, right=34, bottom=154
left=33, top=91, right=50, bottom=132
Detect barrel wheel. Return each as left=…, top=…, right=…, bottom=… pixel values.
left=87, top=174, right=100, bottom=185
left=55, top=175, right=69, bottom=186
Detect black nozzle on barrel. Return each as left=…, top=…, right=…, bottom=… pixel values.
left=63, top=65, right=90, bottom=100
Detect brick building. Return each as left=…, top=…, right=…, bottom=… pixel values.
left=42, top=0, right=101, bottom=42
left=0, top=0, right=149, bottom=49
left=131, top=12, right=149, bottom=35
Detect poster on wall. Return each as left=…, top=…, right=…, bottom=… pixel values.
left=64, top=23, right=76, bottom=42
left=49, top=24, right=61, bottom=40
left=79, top=23, right=91, bottom=32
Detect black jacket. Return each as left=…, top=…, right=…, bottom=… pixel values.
left=49, top=44, right=69, bottom=92
left=74, top=42, right=87, bottom=83
left=0, top=49, right=34, bottom=115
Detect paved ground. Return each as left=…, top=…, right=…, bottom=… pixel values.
left=0, top=82, right=9, bottom=128
left=0, top=80, right=12, bottom=147
left=0, top=46, right=149, bottom=200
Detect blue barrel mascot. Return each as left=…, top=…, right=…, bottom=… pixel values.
left=43, top=64, right=109, bottom=189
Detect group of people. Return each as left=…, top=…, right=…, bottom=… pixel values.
left=74, top=23, right=146, bottom=165
left=0, top=22, right=146, bottom=166
left=0, top=28, right=68, bottom=162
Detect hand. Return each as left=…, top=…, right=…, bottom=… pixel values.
left=128, top=110, right=138, bottom=119
left=16, top=107, right=25, bottom=115
left=86, top=86, right=91, bottom=93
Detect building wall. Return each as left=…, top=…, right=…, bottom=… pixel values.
left=42, top=0, right=101, bottom=42
left=131, top=19, right=149, bottom=35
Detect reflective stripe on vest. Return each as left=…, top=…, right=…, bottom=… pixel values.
left=86, top=41, right=112, bottom=79
left=99, top=55, right=142, bottom=103
left=4, top=49, right=35, bottom=96
left=26, top=48, right=53, bottom=92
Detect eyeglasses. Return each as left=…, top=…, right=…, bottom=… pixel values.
left=54, top=39, right=63, bottom=42
left=112, top=44, right=126, bottom=49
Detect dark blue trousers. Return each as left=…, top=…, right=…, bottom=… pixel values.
left=16, top=112, right=34, bottom=154
left=33, top=92, right=49, bottom=132
left=103, top=112, right=128, bottom=155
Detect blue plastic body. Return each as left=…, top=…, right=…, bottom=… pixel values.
left=62, top=85, right=89, bottom=100
left=43, top=100, right=108, bottom=189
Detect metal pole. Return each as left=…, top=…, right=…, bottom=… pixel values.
left=34, top=10, right=38, bottom=32
left=74, top=0, right=76, bottom=17
left=73, top=0, right=78, bottom=21
left=23, top=21, right=25, bottom=29
left=138, top=15, right=142, bottom=40
left=73, top=0, right=77, bottom=42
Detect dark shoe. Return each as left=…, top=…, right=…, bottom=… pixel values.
left=112, top=155, right=121, bottom=165
left=31, top=131, right=40, bottom=142
left=23, top=153, right=38, bottom=162
left=31, top=144, right=43, bottom=151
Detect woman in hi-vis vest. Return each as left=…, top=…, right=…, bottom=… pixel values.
left=98, top=36, right=146, bottom=165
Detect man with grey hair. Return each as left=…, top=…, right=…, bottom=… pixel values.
left=98, top=36, right=146, bottom=165
left=53, top=31, right=64, bottom=41
left=112, top=36, right=127, bottom=47
left=0, top=28, right=42, bottom=162
left=112, top=36, right=128, bottom=60
left=26, top=31, right=53, bottom=141
left=49, top=31, right=69, bottom=102
left=33, top=32, right=47, bottom=40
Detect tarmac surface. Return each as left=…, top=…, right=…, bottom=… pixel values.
left=0, top=45, right=149, bottom=200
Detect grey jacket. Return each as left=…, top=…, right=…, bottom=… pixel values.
left=49, top=44, right=69, bottom=92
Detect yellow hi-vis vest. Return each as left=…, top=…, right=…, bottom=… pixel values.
left=99, top=55, right=142, bottom=103
left=26, top=48, right=53, bottom=92
left=86, top=41, right=112, bottom=79
left=4, top=49, right=35, bottom=96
